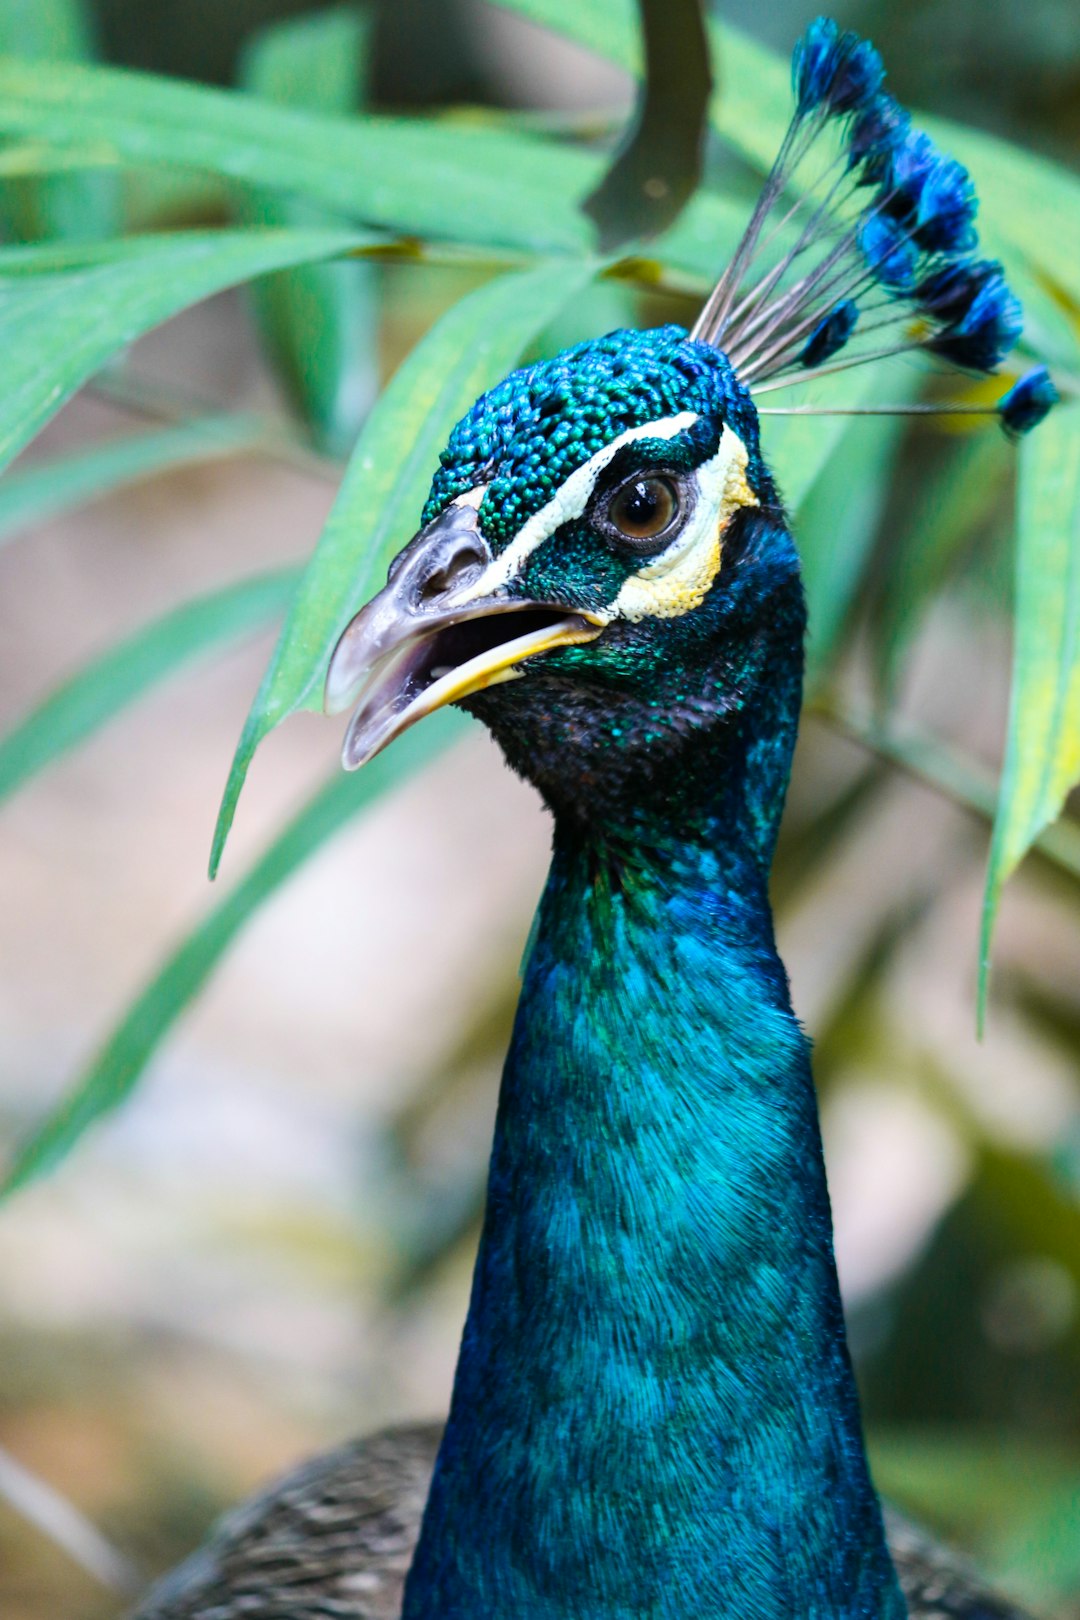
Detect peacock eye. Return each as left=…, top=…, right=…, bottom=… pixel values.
left=604, top=474, right=681, bottom=550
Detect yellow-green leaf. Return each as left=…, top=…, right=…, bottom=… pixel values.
left=0, top=55, right=597, bottom=257
left=238, top=3, right=378, bottom=454
left=981, top=403, right=1080, bottom=1016
left=0, top=569, right=298, bottom=803
left=210, top=258, right=594, bottom=876
left=0, top=710, right=466, bottom=1198
left=0, top=226, right=370, bottom=475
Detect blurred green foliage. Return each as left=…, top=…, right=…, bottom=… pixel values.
left=0, top=0, right=1077, bottom=1614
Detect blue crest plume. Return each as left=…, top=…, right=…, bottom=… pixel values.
left=691, top=17, right=1056, bottom=438
left=999, top=366, right=1059, bottom=439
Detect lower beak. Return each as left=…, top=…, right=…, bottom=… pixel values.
left=324, top=507, right=605, bottom=770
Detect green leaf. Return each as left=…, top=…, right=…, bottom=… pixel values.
left=238, top=3, right=378, bottom=454
left=0, top=709, right=467, bottom=1197
left=758, top=362, right=884, bottom=513
left=490, top=0, right=1080, bottom=309
left=872, top=429, right=1010, bottom=702
left=210, top=257, right=593, bottom=876
left=0, top=54, right=754, bottom=286
left=0, top=226, right=371, bottom=476
left=981, top=403, right=1080, bottom=1018
left=583, top=0, right=710, bottom=251
left=0, top=413, right=266, bottom=551
left=924, top=119, right=1080, bottom=314
left=0, top=55, right=599, bottom=257
left=489, top=0, right=639, bottom=72
left=0, top=0, right=119, bottom=244
left=0, top=569, right=298, bottom=804
left=486, top=0, right=780, bottom=161
left=796, top=368, right=919, bottom=679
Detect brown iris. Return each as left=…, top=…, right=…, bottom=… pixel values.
left=606, top=475, right=679, bottom=545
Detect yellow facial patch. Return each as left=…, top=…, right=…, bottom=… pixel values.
left=611, top=426, right=757, bottom=623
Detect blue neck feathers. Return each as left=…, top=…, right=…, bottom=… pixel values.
left=403, top=532, right=903, bottom=1617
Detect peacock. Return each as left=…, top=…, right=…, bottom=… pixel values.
left=133, top=19, right=1057, bottom=1620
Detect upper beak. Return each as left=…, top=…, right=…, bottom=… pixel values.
left=325, top=498, right=605, bottom=769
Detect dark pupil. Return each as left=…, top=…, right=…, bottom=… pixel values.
left=610, top=477, right=675, bottom=540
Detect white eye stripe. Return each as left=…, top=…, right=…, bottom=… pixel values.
left=452, top=411, right=699, bottom=601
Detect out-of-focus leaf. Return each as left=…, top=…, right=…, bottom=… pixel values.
left=0, top=56, right=597, bottom=257
left=0, top=0, right=91, bottom=58
left=872, top=430, right=1010, bottom=702
left=927, top=121, right=1080, bottom=314
left=0, top=708, right=467, bottom=1197
left=239, top=4, right=377, bottom=455
left=0, top=414, right=266, bottom=551
left=870, top=1426, right=1080, bottom=1607
left=491, top=1, right=1080, bottom=310
left=583, top=0, right=710, bottom=250
left=772, top=760, right=888, bottom=915
left=796, top=369, right=920, bottom=679
left=0, top=56, right=753, bottom=284
left=0, top=569, right=298, bottom=804
left=210, top=258, right=593, bottom=876
left=759, top=362, right=882, bottom=514
left=0, top=226, right=370, bottom=476
left=981, top=403, right=1080, bottom=1018
left=0, top=0, right=118, bottom=244
left=818, top=697, right=1080, bottom=890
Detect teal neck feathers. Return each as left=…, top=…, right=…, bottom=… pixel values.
left=402, top=543, right=904, bottom=1618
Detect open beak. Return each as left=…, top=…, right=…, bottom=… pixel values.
left=325, top=497, right=605, bottom=770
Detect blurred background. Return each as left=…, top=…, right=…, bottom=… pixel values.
left=0, top=1, right=1078, bottom=1616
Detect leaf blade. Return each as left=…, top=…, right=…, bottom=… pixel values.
left=981, top=402, right=1080, bottom=1013
left=0, top=226, right=371, bottom=476
left=0, top=0, right=120, bottom=244
left=238, top=3, right=378, bottom=453
left=0, top=55, right=598, bottom=257
left=0, top=568, right=299, bottom=804
left=210, top=257, right=593, bottom=875
left=0, top=413, right=266, bottom=550
left=0, top=710, right=467, bottom=1197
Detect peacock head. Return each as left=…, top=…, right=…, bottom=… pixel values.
left=325, top=326, right=802, bottom=814
left=326, top=17, right=1056, bottom=819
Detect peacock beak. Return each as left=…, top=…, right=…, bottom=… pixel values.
left=325, top=494, right=605, bottom=770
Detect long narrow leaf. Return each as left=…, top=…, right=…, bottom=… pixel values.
left=0, top=57, right=755, bottom=285
left=0, top=414, right=266, bottom=551
left=0, top=709, right=467, bottom=1197
left=0, top=56, right=597, bottom=257
left=0, top=226, right=371, bottom=476
left=0, top=569, right=298, bottom=804
left=210, top=258, right=593, bottom=876
left=0, top=0, right=119, bottom=244
left=872, top=430, right=1010, bottom=702
left=796, top=367, right=919, bottom=678
left=981, top=403, right=1080, bottom=1018
left=759, top=365, right=882, bottom=514
left=238, top=4, right=377, bottom=453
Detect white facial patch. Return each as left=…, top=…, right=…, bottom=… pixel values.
left=451, top=411, right=700, bottom=602
left=611, top=425, right=757, bottom=622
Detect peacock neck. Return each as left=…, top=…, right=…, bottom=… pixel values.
left=403, top=594, right=903, bottom=1616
